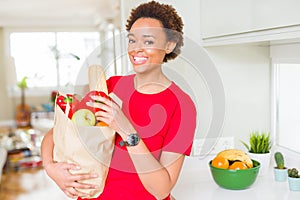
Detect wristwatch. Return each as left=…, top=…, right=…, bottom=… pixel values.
left=119, top=133, right=140, bottom=147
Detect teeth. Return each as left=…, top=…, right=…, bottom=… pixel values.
left=134, top=56, right=147, bottom=62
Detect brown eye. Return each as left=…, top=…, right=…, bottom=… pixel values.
left=145, top=40, right=154, bottom=45
left=128, top=39, right=135, bottom=44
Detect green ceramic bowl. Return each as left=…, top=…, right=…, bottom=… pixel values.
left=209, top=159, right=260, bottom=190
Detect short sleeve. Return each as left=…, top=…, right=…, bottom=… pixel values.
left=162, top=88, right=196, bottom=156
left=107, top=76, right=122, bottom=94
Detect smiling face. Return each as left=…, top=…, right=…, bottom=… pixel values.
left=127, top=18, right=174, bottom=74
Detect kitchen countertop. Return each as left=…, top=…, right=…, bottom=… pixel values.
left=172, top=156, right=300, bottom=200
left=1, top=119, right=299, bottom=200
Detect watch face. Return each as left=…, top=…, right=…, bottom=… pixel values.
left=127, top=133, right=140, bottom=146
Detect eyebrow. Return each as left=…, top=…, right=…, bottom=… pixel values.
left=127, top=33, right=156, bottom=39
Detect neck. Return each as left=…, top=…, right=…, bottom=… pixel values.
left=134, top=73, right=171, bottom=94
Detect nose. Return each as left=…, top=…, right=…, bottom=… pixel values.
left=128, top=41, right=144, bottom=52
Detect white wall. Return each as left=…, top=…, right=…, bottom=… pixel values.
left=0, top=28, right=14, bottom=120
left=205, top=44, right=271, bottom=149
left=156, top=0, right=202, bottom=43
left=120, top=0, right=146, bottom=30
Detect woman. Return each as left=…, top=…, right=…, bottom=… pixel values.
left=41, top=1, right=196, bottom=199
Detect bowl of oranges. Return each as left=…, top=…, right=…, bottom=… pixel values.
left=209, top=149, right=260, bottom=190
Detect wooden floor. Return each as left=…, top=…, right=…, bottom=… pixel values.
left=0, top=167, right=178, bottom=200
left=0, top=167, right=71, bottom=200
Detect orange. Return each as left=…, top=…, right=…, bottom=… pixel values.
left=211, top=156, right=229, bottom=169
left=96, top=121, right=108, bottom=126
left=229, top=161, right=248, bottom=170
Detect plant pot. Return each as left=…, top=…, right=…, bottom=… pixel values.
left=288, top=177, right=300, bottom=191
left=273, top=167, right=287, bottom=182
left=248, top=152, right=271, bottom=176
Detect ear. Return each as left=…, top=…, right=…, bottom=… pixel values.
left=165, top=42, right=176, bottom=54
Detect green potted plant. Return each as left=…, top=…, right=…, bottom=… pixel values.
left=241, top=131, right=272, bottom=176
left=241, top=131, right=272, bottom=154
left=15, top=76, right=31, bottom=127
left=273, top=152, right=287, bottom=182
left=288, top=168, right=300, bottom=191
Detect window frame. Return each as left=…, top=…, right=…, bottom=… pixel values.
left=3, top=27, right=101, bottom=97
left=272, top=57, right=300, bottom=154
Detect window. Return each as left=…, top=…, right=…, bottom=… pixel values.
left=10, top=32, right=100, bottom=89
left=271, top=41, right=300, bottom=154
left=274, top=63, right=300, bottom=153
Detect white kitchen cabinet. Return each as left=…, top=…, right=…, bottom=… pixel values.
left=201, top=0, right=300, bottom=38
left=200, top=0, right=300, bottom=46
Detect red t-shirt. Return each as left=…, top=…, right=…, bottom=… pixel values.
left=80, top=74, right=196, bottom=200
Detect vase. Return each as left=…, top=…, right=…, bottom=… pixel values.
left=273, top=167, right=288, bottom=182
left=248, top=152, right=271, bottom=176
left=288, top=177, right=300, bottom=191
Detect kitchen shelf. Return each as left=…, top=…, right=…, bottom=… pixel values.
left=202, top=24, right=300, bottom=47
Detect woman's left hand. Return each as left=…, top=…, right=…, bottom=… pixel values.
left=89, top=95, right=136, bottom=135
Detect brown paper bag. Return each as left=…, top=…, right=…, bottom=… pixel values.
left=53, top=104, right=115, bottom=198
left=53, top=65, right=115, bottom=198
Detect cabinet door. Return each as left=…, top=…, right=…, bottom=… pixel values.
left=201, top=0, right=300, bottom=38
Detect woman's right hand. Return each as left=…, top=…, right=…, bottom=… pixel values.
left=44, top=162, right=98, bottom=199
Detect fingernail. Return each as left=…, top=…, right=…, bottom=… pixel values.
left=98, top=96, right=105, bottom=100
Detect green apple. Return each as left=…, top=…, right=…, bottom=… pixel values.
left=72, top=109, right=96, bottom=126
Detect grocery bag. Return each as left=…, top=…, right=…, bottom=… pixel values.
left=53, top=65, right=116, bottom=198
